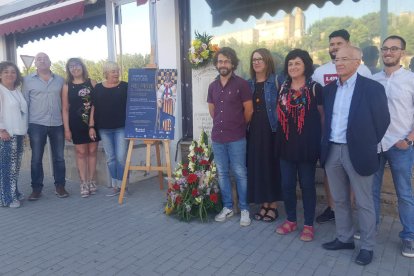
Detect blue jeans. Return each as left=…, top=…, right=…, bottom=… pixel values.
left=280, top=159, right=316, bottom=226
left=212, top=138, right=248, bottom=211
left=99, top=128, right=128, bottom=187
left=28, top=123, right=66, bottom=192
left=373, top=146, right=414, bottom=240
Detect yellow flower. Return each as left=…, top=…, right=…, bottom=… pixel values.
left=165, top=204, right=173, bottom=215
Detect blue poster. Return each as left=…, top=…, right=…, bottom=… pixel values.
left=124, top=68, right=176, bottom=140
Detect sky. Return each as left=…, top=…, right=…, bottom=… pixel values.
left=15, top=0, right=414, bottom=69
left=16, top=2, right=151, bottom=68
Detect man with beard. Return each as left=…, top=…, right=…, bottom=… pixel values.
left=312, top=29, right=372, bottom=224
left=207, top=47, right=253, bottom=226
left=372, top=35, right=414, bottom=258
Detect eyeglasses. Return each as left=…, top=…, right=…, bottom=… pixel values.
left=217, top=60, right=231, bottom=65
left=252, top=58, right=264, bottom=64
left=333, top=58, right=360, bottom=64
left=380, top=46, right=404, bottom=53
left=69, top=64, right=82, bottom=70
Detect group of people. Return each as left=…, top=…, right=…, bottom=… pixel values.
left=208, top=29, right=414, bottom=265
left=0, top=53, right=129, bottom=209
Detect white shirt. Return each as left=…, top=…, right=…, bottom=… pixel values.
left=373, top=67, right=414, bottom=151
left=312, top=61, right=372, bottom=86
left=330, top=72, right=358, bottom=143
left=0, top=84, right=28, bottom=135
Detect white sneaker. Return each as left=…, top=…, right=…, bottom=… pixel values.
left=9, top=200, right=21, bottom=208
left=240, top=210, right=251, bottom=226
left=215, top=207, right=233, bottom=222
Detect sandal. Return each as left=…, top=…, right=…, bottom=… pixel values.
left=263, top=208, right=279, bottom=222
left=275, top=220, right=297, bottom=235
left=254, top=206, right=268, bottom=221
left=300, top=225, right=314, bottom=242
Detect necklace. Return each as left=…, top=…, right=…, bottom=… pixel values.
left=2, top=84, right=24, bottom=114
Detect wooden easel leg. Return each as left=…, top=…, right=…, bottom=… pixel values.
left=118, top=140, right=134, bottom=205
left=155, top=142, right=164, bottom=190
left=163, top=140, right=172, bottom=189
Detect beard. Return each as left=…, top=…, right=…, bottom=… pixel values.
left=329, top=51, right=336, bottom=60
left=218, top=67, right=231, bottom=77
left=383, top=57, right=400, bottom=67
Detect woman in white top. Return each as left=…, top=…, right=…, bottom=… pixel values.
left=0, top=61, right=28, bottom=208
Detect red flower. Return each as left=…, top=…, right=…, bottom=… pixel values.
left=191, top=189, right=198, bottom=197
left=182, top=163, right=188, bottom=168
left=187, top=173, right=198, bottom=184
left=200, top=160, right=209, bottom=166
left=191, top=156, right=196, bottom=162
left=173, top=183, right=180, bottom=191
left=195, top=147, right=204, bottom=153
left=176, top=196, right=182, bottom=205
left=182, top=169, right=189, bottom=176
left=209, top=193, right=218, bottom=203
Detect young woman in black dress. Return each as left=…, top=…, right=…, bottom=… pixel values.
left=62, top=58, right=99, bottom=197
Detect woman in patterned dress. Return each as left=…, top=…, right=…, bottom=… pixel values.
left=62, top=58, right=99, bottom=197
left=0, top=61, right=28, bottom=208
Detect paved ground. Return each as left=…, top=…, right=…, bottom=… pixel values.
left=0, top=171, right=413, bottom=276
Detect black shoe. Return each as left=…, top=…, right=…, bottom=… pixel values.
left=28, top=191, right=41, bottom=201
left=355, top=249, right=373, bottom=265
left=322, top=238, right=355, bottom=250
left=316, top=207, right=335, bottom=224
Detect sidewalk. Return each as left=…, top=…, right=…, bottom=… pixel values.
left=0, top=170, right=412, bottom=276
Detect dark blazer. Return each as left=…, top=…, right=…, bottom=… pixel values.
left=320, top=74, right=390, bottom=176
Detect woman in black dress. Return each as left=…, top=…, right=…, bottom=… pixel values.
left=62, top=58, right=99, bottom=198
left=275, top=49, right=324, bottom=241
left=247, top=48, right=282, bottom=222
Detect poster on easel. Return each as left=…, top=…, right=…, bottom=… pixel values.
left=125, top=68, right=177, bottom=140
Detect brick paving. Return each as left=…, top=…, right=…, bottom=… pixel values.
left=0, top=171, right=412, bottom=276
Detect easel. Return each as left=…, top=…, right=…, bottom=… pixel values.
left=118, top=138, right=172, bottom=204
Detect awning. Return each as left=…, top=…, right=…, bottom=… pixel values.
left=206, top=0, right=360, bottom=27
left=0, top=0, right=85, bottom=36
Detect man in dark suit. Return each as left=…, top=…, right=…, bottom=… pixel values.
left=320, top=46, right=390, bottom=266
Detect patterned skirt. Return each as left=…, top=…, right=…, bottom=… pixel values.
left=0, top=135, right=24, bottom=206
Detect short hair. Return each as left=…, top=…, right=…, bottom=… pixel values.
left=249, top=48, right=275, bottom=79
left=103, top=61, right=120, bottom=78
left=0, top=61, right=23, bottom=88
left=284, top=49, right=314, bottom=80
left=329, top=29, right=350, bottom=42
left=362, top=46, right=379, bottom=62
left=65, top=58, right=89, bottom=83
left=383, top=35, right=406, bottom=50
left=213, top=47, right=239, bottom=70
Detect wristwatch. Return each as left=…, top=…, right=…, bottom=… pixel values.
left=404, top=138, right=413, bottom=146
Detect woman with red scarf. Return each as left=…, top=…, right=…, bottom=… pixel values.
left=275, top=49, right=324, bottom=241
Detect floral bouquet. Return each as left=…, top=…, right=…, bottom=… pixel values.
left=188, top=31, right=220, bottom=69
left=165, top=130, right=221, bottom=221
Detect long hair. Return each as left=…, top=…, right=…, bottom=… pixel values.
left=249, top=48, right=275, bottom=80
left=65, top=58, right=89, bottom=83
left=284, top=49, right=314, bottom=81
left=0, top=61, right=23, bottom=88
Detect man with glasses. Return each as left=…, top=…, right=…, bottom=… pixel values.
left=23, top=52, right=68, bottom=200
left=313, top=29, right=372, bottom=224
left=207, top=47, right=253, bottom=226
left=321, top=46, right=390, bottom=265
left=372, top=35, right=414, bottom=258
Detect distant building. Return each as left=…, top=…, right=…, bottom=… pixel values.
left=212, top=8, right=305, bottom=46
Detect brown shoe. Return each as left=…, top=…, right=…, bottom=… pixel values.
left=28, top=191, right=41, bottom=201
left=55, top=186, right=69, bottom=198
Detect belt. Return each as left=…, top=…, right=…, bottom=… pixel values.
left=330, top=141, right=346, bottom=145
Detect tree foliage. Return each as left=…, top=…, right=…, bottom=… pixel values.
left=24, top=53, right=150, bottom=82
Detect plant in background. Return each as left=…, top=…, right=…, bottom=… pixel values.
left=165, top=130, right=221, bottom=221
left=188, top=31, right=220, bottom=69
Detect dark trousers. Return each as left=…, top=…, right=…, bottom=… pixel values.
left=280, top=159, right=316, bottom=226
